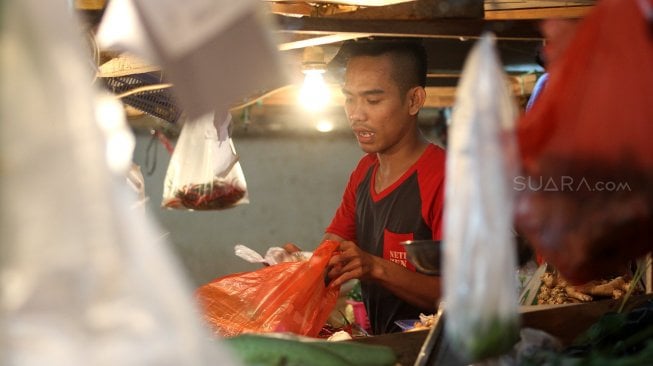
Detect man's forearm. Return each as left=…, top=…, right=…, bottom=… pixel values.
left=372, top=257, right=441, bottom=311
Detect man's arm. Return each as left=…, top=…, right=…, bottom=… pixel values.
left=327, top=240, right=440, bottom=311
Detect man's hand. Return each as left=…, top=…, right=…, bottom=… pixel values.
left=282, top=242, right=302, bottom=254
left=323, top=236, right=440, bottom=311
left=326, top=241, right=380, bottom=288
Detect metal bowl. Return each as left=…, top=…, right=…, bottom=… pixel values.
left=400, top=240, right=441, bottom=275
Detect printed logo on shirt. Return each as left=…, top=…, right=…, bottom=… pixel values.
left=382, top=229, right=415, bottom=271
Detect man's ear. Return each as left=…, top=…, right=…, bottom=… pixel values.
left=408, top=86, right=426, bottom=116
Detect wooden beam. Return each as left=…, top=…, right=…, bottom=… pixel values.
left=75, top=0, right=106, bottom=10
left=509, top=73, right=538, bottom=97
left=485, top=6, right=593, bottom=20
left=264, top=0, right=417, bottom=6
left=275, top=14, right=542, bottom=40
left=237, top=73, right=538, bottom=110
left=326, top=0, right=483, bottom=20
left=278, top=33, right=371, bottom=51
left=484, top=1, right=595, bottom=11
left=268, top=3, right=315, bottom=17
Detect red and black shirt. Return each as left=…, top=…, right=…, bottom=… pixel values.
left=326, top=143, right=445, bottom=334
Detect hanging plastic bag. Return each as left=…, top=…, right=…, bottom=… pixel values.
left=443, top=32, right=520, bottom=362
left=162, top=112, right=248, bottom=210
left=516, top=0, right=653, bottom=283
left=196, top=240, right=341, bottom=337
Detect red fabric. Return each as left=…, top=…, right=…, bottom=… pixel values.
left=196, top=240, right=340, bottom=337
left=516, top=0, right=653, bottom=283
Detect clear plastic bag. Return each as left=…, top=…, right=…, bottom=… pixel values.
left=162, top=113, right=248, bottom=210
left=443, top=33, right=521, bottom=362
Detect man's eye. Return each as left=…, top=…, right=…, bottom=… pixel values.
left=345, top=97, right=353, bottom=104
left=367, top=99, right=380, bottom=105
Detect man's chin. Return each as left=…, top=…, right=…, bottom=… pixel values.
left=357, top=142, right=378, bottom=154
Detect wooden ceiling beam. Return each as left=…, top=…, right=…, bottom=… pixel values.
left=278, top=33, right=371, bottom=51
left=246, top=73, right=538, bottom=110
left=275, top=14, right=542, bottom=40
left=268, top=3, right=315, bottom=17
left=485, top=5, right=593, bottom=20
left=325, top=0, right=483, bottom=20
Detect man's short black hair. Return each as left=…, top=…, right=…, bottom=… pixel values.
left=337, top=38, right=428, bottom=95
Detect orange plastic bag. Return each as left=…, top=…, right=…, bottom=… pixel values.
left=196, top=240, right=340, bottom=337
left=516, top=0, right=653, bottom=283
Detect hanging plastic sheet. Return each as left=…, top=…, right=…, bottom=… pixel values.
left=0, top=1, right=239, bottom=365
left=443, top=32, right=521, bottom=363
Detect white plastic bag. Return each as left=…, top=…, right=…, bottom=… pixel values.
left=0, top=1, right=238, bottom=365
left=443, top=32, right=521, bottom=362
left=162, top=113, right=249, bottom=210
left=234, top=245, right=312, bottom=265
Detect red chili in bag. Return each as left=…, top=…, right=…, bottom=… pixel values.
left=169, top=179, right=245, bottom=210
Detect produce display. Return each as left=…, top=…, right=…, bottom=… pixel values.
left=536, top=271, right=641, bottom=305
left=406, top=313, right=436, bottom=332
left=523, top=300, right=653, bottom=365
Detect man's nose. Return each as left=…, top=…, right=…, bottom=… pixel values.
left=347, top=101, right=365, bottom=122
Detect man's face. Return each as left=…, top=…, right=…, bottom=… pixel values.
left=342, top=55, right=414, bottom=154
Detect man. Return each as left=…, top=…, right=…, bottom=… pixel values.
left=322, top=40, right=445, bottom=334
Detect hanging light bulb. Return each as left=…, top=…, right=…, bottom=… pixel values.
left=298, top=46, right=330, bottom=111
left=315, top=118, right=334, bottom=133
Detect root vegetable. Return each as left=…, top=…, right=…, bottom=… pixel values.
left=565, top=286, right=593, bottom=302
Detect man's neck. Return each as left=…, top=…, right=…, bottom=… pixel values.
left=375, top=136, right=429, bottom=193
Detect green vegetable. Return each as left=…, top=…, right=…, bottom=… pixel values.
left=310, top=340, right=397, bottom=366
left=347, top=281, right=363, bottom=302
left=522, top=300, right=653, bottom=365
left=223, top=334, right=396, bottom=366
left=457, top=317, right=520, bottom=362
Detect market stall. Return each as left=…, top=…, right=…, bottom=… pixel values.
left=3, top=0, right=652, bottom=365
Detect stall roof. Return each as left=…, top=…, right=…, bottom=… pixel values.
left=77, top=0, right=595, bottom=132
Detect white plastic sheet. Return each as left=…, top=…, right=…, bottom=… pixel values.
left=442, top=33, right=521, bottom=362
left=0, top=1, right=239, bottom=365
left=98, top=0, right=288, bottom=119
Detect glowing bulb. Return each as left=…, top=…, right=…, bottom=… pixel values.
left=315, top=119, right=334, bottom=133
left=298, top=70, right=330, bottom=111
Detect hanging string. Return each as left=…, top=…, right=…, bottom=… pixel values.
left=144, top=129, right=174, bottom=176
left=144, top=130, right=158, bottom=176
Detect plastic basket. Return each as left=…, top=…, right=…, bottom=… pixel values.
left=101, top=72, right=181, bottom=124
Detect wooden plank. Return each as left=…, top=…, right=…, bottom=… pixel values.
left=509, top=73, right=538, bottom=96
left=485, top=5, right=593, bottom=20
left=275, top=14, right=542, bottom=40
left=75, top=0, right=106, bottom=10
left=325, top=0, right=483, bottom=20
left=484, top=0, right=595, bottom=11
left=239, top=73, right=536, bottom=110
left=268, top=2, right=315, bottom=17
left=264, top=0, right=416, bottom=6
left=278, top=33, right=371, bottom=51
